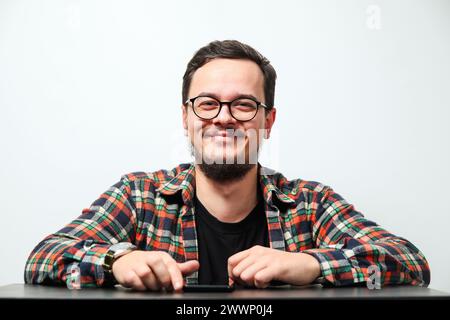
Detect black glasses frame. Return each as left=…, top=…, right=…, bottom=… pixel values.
left=184, top=95, right=269, bottom=122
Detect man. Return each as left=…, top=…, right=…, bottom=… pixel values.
left=25, top=40, right=430, bottom=292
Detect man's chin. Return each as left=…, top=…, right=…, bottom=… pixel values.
left=197, top=162, right=256, bottom=183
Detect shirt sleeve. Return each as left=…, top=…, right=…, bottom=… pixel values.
left=301, top=186, right=431, bottom=287
left=24, top=175, right=137, bottom=288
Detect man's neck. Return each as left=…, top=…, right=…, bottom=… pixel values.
left=194, top=164, right=258, bottom=223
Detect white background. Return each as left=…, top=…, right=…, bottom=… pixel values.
left=1, top=0, right=449, bottom=292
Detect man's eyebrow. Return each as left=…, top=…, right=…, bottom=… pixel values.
left=197, top=92, right=260, bottom=101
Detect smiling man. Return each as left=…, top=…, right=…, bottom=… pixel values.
left=25, top=40, right=430, bottom=291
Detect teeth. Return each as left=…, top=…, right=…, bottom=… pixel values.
left=203, top=129, right=247, bottom=138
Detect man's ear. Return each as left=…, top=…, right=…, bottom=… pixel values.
left=181, top=105, right=188, bottom=135
left=264, top=107, right=276, bottom=139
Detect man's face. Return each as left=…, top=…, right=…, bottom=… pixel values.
left=182, top=58, right=276, bottom=168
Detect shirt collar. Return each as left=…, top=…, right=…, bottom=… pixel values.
left=156, top=162, right=296, bottom=207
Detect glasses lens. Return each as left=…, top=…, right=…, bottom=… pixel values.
left=230, top=99, right=258, bottom=121
left=193, top=97, right=220, bottom=119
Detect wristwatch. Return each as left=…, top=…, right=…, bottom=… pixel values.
left=102, top=242, right=137, bottom=274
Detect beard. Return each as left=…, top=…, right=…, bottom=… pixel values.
left=198, top=162, right=255, bottom=183
left=189, top=142, right=256, bottom=183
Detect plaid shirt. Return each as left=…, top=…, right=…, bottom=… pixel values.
left=24, top=162, right=430, bottom=288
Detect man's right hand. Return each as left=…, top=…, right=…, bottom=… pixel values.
left=112, top=250, right=200, bottom=292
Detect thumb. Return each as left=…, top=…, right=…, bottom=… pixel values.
left=178, top=260, right=200, bottom=276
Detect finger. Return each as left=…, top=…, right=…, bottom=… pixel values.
left=254, top=267, right=277, bottom=289
left=227, top=261, right=234, bottom=285
left=121, top=271, right=146, bottom=291
left=148, top=257, right=173, bottom=290
left=227, top=259, right=247, bottom=287
left=178, top=260, right=200, bottom=276
left=228, top=246, right=264, bottom=278
left=164, top=258, right=184, bottom=292
left=231, top=255, right=258, bottom=279
left=134, top=265, right=160, bottom=291
left=228, top=250, right=252, bottom=280
left=239, top=260, right=268, bottom=284
left=228, top=248, right=252, bottom=268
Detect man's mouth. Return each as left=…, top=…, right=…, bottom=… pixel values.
left=203, top=129, right=246, bottom=139
left=206, top=132, right=229, bottom=137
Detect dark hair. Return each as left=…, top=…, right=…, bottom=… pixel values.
left=182, top=40, right=277, bottom=109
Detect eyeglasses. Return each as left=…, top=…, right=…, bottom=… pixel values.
left=184, top=95, right=269, bottom=122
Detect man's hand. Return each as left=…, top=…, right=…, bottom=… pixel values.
left=112, top=250, right=199, bottom=292
left=227, top=245, right=321, bottom=288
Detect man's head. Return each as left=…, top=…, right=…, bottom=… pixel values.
left=181, top=40, right=277, bottom=182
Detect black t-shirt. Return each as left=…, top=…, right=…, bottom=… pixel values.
left=194, top=192, right=269, bottom=285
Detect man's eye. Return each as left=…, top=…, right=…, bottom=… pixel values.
left=237, top=103, right=254, bottom=108
left=199, top=101, right=218, bottom=107
left=233, top=102, right=256, bottom=110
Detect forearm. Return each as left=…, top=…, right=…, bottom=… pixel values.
left=303, top=236, right=430, bottom=287
left=24, top=234, right=112, bottom=288
left=305, top=188, right=430, bottom=287
left=25, top=175, right=139, bottom=288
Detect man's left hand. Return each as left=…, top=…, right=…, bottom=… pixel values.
left=227, top=245, right=321, bottom=288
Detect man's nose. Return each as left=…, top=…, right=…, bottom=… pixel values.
left=213, top=103, right=236, bottom=124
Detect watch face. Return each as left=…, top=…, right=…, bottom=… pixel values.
left=110, top=242, right=135, bottom=252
